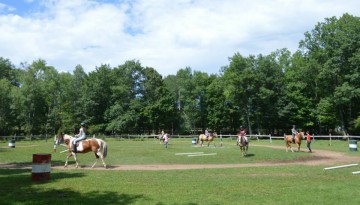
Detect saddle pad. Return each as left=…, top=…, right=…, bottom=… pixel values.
left=70, top=139, right=85, bottom=152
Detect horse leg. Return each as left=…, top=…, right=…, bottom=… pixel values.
left=91, top=153, right=100, bottom=168
left=64, top=153, right=72, bottom=167
left=73, top=153, right=80, bottom=168
left=100, top=155, right=107, bottom=168
left=286, top=142, right=294, bottom=152
left=99, top=154, right=107, bottom=168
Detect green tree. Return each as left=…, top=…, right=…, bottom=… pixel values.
left=0, top=79, right=13, bottom=135
left=82, top=64, right=114, bottom=133
left=300, top=13, right=360, bottom=133
left=105, top=60, right=143, bottom=133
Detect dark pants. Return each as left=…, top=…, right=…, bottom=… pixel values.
left=307, top=141, right=312, bottom=152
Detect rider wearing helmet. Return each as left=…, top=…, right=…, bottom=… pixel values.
left=238, top=126, right=248, bottom=144
left=72, top=122, right=87, bottom=153
left=291, top=125, right=297, bottom=143
left=205, top=128, right=209, bottom=139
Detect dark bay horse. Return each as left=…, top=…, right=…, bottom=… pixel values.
left=55, top=134, right=108, bottom=168
left=197, top=133, right=217, bottom=147
left=284, top=132, right=304, bottom=152
left=238, top=135, right=248, bottom=157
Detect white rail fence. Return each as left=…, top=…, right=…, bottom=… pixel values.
left=1, top=134, right=359, bottom=142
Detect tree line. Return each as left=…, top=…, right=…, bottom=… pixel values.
left=1, top=13, right=360, bottom=136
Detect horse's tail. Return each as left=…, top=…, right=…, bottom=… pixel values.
left=101, top=140, right=108, bottom=158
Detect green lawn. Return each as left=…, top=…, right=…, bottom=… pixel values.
left=1, top=138, right=359, bottom=205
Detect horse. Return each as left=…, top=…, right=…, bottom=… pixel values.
left=55, top=134, right=108, bottom=168
left=238, top=135, right=248, bottom=157
left=197, top=132, right=217, bottom=147
left=284, top=132, right=304, bottom=152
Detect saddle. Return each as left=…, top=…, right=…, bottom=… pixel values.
left=72, top=140, right=85, bottom=152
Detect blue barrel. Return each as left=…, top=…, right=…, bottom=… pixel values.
left=349, top=140, right=358, bottom=151
left=192, top=138, right=197, bottom=144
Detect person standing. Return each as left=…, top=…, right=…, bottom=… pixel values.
left=163, top=133, right=169, bottom=149
left=72, top=122, right=87, bottom=153
left=306, top=131, right=312, bottom=153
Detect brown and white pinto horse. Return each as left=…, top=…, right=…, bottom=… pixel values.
left=284, top=132, right=304, bottom=152
left=238, top=135, right=248, bottom=157
left=55, top=134, right=108, bottom=168
left=197, top=133, right=217, bottom=147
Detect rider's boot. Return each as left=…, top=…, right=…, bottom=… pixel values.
left=72, top=144, right=77, bottom=153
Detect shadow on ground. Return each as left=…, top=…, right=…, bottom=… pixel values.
left=0, top=168, right=144, bottom=205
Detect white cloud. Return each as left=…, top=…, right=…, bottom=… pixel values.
left=0, top=0, right=359, bottom=76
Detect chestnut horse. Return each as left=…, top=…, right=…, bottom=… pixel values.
left=238, top=135, right=248, bottom=157
left=284, top=132, right=304, bottom=152
left=55, top=134, right=108, bottom=168
left=197, top=133, right=217, bottom=147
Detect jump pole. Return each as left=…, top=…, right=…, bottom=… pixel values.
left=352, top=171, right=360, bottom=174
left=175, top=152, right=204, bottom=155
left=188, top=153, right=217, bottom=157
left=324, top=163, right=358, bottom=170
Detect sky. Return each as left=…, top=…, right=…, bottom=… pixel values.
left=0, top=0, right=359, bottom=77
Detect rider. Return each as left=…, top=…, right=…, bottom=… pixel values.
left=291, top=125, right=297, bottom=143
left=163, top=133, right=169, bottom=149
left=72, top=122, right=87, bottom=153
left=205, top=128, right=209, bottom=139
left=238, top=126, right=248, bottom=144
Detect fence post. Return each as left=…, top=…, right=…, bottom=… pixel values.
left=329, top=133, right=332, bottom=146
left=269, top=134, right=272, bottom=143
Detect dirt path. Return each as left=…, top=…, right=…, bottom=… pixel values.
left=1, top=145, right=360, bottom=170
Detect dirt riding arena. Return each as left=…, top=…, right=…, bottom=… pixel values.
left=2, top=144, right=359, bottom=171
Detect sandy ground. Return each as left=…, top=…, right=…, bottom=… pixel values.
left=1, top=144, right=360, bottom=170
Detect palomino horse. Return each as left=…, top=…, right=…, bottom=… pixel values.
left=197, top=133, right=217, bottom=147
left=55, top=134, right=108, bottom=168
left=238, top=135, right=248, bottom=157
left=284, top=132, right=304, bottom=152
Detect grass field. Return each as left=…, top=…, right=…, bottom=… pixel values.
left=1, top=138, right=360, bottom=205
